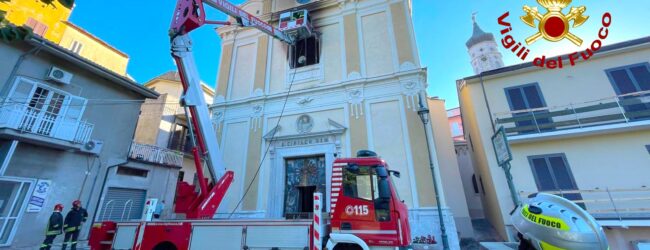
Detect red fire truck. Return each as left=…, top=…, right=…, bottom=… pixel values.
left=89, top=0, right=413, bottom=249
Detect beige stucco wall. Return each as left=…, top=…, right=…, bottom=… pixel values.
left=510, top=130, right=650, bottom=199
left=458, top=78, right=509, bottom=239
left=59, top=24, right=129, bottom=75
left=428, top=98, right=474, bottom=237
left=459, top=42, right=650, bottom=241
left=217, top=0, right=419, bottom=101
left=133, top=77, right=214, bottom=184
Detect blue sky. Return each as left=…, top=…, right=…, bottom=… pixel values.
left=69, top=1, right=650, bottom=108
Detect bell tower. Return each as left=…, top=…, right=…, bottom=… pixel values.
left=466, top=13, right=504, bottom=74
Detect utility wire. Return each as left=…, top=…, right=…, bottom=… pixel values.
left=227, top=40, right=300, bottom=218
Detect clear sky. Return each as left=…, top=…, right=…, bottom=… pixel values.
left=69, top=1, right=650, bottom=109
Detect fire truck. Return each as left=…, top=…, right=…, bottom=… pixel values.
left=89, top=0, right=412, bottom=249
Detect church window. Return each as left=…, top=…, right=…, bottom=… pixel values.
left=289, top=36, right=320, bottom=69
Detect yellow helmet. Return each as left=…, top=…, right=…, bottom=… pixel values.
left=511, top=193, right=609, bottom=250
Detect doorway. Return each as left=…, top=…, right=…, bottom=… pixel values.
left=283, top=155, right=325, bottom=219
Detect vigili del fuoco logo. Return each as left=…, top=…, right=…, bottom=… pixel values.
left=497, top=0, right=612, bottom=69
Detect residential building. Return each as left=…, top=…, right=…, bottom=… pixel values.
left=0, top=0, right=130, bottom=75
left=209, top=0, right=471, bottom=246
left=0, top=34, right=157, bottom=248
left=447, top=107, right=465, bottom=142
left=128, top=71, right=215, bottom=209
left=0, top=0, right=72, bottom=42
left=458, top=35, right=650, bottom=250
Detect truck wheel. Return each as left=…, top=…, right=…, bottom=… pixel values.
left=153, top=241, right=177, bottom=250
left=333, top=243, right=362, bottom=250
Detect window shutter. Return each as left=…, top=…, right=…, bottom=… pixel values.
left=629, top=65, right=650, bottom=91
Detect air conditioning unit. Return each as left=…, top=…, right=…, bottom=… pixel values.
left=80, top=139, right=104, bottom=155
left=46, top=66, right=74, bottom=85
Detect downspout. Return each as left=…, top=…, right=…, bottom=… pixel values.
left=478, top=73, right=496, bottom=133
left=87, top=96, right=146, bottom=234
left=89, top=163, right=123, bottom=226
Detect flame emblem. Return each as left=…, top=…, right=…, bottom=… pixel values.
left=521, top=0, right=589, bottom=46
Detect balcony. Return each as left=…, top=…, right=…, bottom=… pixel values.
left=494, top=90, right=650, bottom=141
left=0, top=103, right=94, bottom=145
left=519, top=188, right=650, bottom=226
left=128, top=141, right=184, bottom=167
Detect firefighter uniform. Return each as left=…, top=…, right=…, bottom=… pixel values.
left=62, top=205, right=87, bottom=250
left=40, top=207, right=63, bottom=250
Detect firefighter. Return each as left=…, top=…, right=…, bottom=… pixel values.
left=40, top=204, right=64, bottom=250
left=62, top=200, right=88, bottom=250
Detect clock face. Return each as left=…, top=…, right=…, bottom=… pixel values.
left=297, top=0, right=310, bottom=3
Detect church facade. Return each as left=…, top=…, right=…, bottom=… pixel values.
left=209, top=0, right=465, bottom=246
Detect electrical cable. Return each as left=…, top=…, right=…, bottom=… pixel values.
left=227, top=40, right=301, bottom=218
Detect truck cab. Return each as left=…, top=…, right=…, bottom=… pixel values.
left=328, top=150, right=411, bottom=249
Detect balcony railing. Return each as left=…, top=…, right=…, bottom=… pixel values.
left=494, top=90, right=650, bottom=136
left=129, top=141, right=184, bottom=167
left=0, top=103, right=94, bottom=144
left=519, top=188, right=650, bottom=222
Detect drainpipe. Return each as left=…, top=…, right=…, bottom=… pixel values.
left=87, top=96, right=145, bottom=235
left=478, top=73, right=497, bottom=133
left=89, top=163, right=123, bottom=228
left=83, top=155, right=101, bottom=208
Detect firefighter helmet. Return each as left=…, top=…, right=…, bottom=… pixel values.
left=511, top=193, right=609, bottom=250
left=54, top=204, right=64, bottom=211
left=72, top=200, right=81, bottom=208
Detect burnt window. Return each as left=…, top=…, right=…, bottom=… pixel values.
left=117, top=166, right=148, bottom=178
left=168, top=122, right=193, bottom=153
left=289, top=36, right=320, bottom=69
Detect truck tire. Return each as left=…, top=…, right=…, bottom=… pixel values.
left=333, top=243, right=362, bottom=250
left=153, top=241, right=178, bottom=250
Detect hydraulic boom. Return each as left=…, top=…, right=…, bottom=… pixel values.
left=168, top=0, right=294, bottom=218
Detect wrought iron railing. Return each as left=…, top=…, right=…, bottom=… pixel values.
left=129, top=141, right=184, bottom=167
left=494, top=90, right=650, bottom=136
left=0, top=103, right=94, bottom=144
left=519, top=187, right=650, bottom=221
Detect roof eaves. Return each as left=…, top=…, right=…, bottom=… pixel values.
left=461, top=36, right=650, bottom=82
left=25, top=36, right=158, bottom=99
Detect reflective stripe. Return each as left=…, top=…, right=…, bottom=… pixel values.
left=540, top=240, right=565, bottom=250
left=46, top=230, right=60, bottom=235
left=521, top=205, right=569, bottom=231
left=337, top=229, right=398, bottom=235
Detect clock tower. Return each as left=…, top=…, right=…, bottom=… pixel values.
left=466, top=13, right=504, bottom=75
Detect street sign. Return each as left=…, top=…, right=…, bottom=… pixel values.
left=491, top=126, right=512, bottom=166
